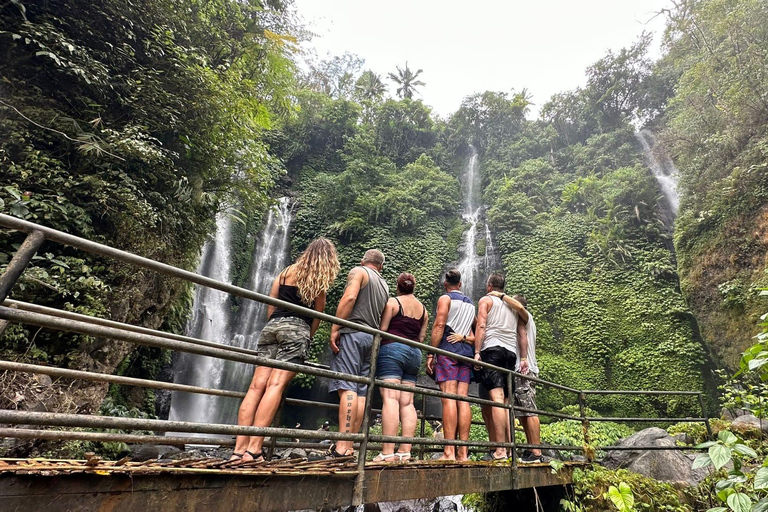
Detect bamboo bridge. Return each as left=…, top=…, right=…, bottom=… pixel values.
left=0, top=214, right=711, bottom=511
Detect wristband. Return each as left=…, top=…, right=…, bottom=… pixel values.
left=520, top=357, right=528, bottom=361
left=474, top=351, right=481, bottom=356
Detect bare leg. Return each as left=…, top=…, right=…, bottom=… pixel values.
left=244, top=369, right=296, bottom=457
left=335, top=390, right=358, bottom=455
left=456, top=381, right=471, bottom=461
left=232, top=366, right=272, bottom=459
left=379, top=379, right=402, bottom=455
left=488, top=387, right=508, bottom=459
left=481, top=403, right=493, bottom=447
left=438, top=380, right=458, bottom=460
left=521, top=415, right=542, bottom=456
left=396, top=381, right=417, bottom=455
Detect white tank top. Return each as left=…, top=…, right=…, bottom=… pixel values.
left=482, top=295, right=518, bottom=353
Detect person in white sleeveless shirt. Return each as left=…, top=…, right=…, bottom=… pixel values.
left=488, top=291, right=543, bottom=463
left=474, top=273, right=529, bottom=461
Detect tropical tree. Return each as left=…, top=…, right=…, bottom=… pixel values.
left=354, top=70, right=387, bottom=101
left=388, top=62, right=425, bottom=99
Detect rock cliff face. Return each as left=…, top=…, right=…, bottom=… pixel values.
left=677, top=204, right=768, bottom=369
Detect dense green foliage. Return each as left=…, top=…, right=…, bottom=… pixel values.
left=657, top=0, right=768, bottom=368
left=0, top=0, right=296, bottom=409
left=451, top=61, right=709, bottom=416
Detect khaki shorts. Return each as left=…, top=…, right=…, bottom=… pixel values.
left=255, top=317, right=311, bottom=364
left=514, top=373, right=538, bottom=417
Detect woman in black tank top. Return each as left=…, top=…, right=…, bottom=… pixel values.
left=231, top=238, right=340, bottom=463
left=373, top=273, right=429, bottom=462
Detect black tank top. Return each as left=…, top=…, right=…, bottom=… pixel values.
left=269, top=270, right=315, bottom=326
left=382, top=297, right=425, bottom=346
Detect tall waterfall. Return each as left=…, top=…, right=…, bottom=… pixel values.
left=635, top=129, right=680, bottom=217
left=456, top=146, right=499, bottom=299
left=168, top=198, right=294, bottom=427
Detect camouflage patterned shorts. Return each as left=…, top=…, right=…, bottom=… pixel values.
left=256, top=317, right=311, bottom=364
left=514, top=373, right=538, bottom=417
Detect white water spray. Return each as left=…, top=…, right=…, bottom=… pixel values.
left=168, top=199, right=294, bottom=427
left=635, top=129, right=680, bottom=217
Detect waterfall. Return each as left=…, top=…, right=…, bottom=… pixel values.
left=635, top=129, right=680, bottom=217
left=168, top=199, right=294, bottom=428
left=456, top=146, right=498, bottom=299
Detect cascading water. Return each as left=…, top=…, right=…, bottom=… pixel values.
left=168, top=198, right=294, bottom=428
left=635, top=129, right=680, bottom=217
left=456, top=145, right=498, bottom=299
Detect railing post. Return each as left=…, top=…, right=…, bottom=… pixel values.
left=507, top=372, right=517, bottom=474
left=578, top=391, right=592, bottom=462
left=698, top=392, right=713, bottom=440
left=418, top=393, right=426, bottom=460
left=352, top=333, right=381, bottom=506
left=266, top=396, right=285, bottom=460
left=0, top=230, right=46, bottom=303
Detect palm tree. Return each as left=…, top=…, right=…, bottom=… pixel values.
left=388, top=62, right=425, bottom=99
left=355, top=70, right=387, bottom=101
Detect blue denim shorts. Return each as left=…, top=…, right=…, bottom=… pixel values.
left=376, top=342, right=422, bottom=383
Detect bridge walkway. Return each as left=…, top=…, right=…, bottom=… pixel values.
left=0, top=214, right=711, bottom=511
left=0, top=457, right=578, bottom=512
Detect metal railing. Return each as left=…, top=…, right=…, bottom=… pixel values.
left=0, top=214, right=712, bottom=504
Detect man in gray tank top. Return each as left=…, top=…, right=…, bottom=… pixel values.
left=474, top=273, right=529, bottom=460
left=328, top=249, right=389, bottom=457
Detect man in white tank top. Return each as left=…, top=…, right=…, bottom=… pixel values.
left=474, top=273, right=529, bottom=460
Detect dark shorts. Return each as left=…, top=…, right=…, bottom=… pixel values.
left=255, top=317, right=310, bottom=364
left=329, top=331, right=373, bottom=395
left=475, top=346, right=516, bottom=397
left=434, top=354, right=471, bottom=384
left=376, top=342, right=421, bottom=383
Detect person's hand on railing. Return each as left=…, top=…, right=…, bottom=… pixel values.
left=519, top=358, right=530, bottom=375
left=426, top=354, right=435, bottom=375
left=473, top=352, right=482, bottom=370
left=330, top=330, right=341, bottom=354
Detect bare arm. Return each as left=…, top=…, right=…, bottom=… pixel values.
left=430, top=295, right=451, bottom=348
left=474, top=297, right=492, bottom=359
left=310, top=291, right=326, bottom=338
left=488, top=290, right=528, bottom=324
left=517, top=321, right=529, bottom=374
left=418, top=309, right=429, bottom=344
left=427, top=295, right=450, bottom=374
left=329, top=268, right=366, bottom=354
left=266, top=274, right=281, bottom=318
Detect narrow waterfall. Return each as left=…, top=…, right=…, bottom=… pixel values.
left=635, top=129, right=680, bottom=217
left=456, top=146, right=498, bottom=299
left=168, top=199, right=294, bottom=428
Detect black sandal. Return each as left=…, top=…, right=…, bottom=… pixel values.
left=244, top=450, right=265, bottom=463
left=228, top=452, right=245, bottom=462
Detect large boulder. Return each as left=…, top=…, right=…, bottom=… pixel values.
left=601, top=427, right=708, bottom=486
left=730, top=414, right=768, bottom=435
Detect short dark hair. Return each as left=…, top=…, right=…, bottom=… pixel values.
left=487, top=273, right=505, bottom=291
left=445, top=268, right=461, bottom=286
left=513, top=294, right=528, bottom=308
left=397, top=273, right=416, bottom=294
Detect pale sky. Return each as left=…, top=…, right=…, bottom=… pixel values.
left=292, top=0, right=672, bottom=118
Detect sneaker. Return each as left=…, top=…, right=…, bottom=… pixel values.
left=519, top=452, right=542, bottom=463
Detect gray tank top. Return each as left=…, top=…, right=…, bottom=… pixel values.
left=339, top=266, right=389, bottom=333
left=482, top=295, right=518, bottom=353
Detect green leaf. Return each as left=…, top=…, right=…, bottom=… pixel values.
left=697, top=441, right=717, bottom=449
left=748, top=359, right=768, bottom=371
left=733, top=444, right=757, bottom=458
left=719, top=431, right=738, bottom=446
left=718, top=487, right=735, bottom=503
left=607, top=482, right=634, bottom=512
left=727, top=493, right=752, bottom=512
left=754, top=467, right=768, bottom=490
left=706, top=508, right=727, bottom=512
left=753, top=498, right=768, bottom=512
left=710, top=444, right=732, bottom=470
left=693, top=454, right=713, bottom=469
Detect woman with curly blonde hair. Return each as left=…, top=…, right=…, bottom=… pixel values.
left=231, top=238, right=340, bottom=463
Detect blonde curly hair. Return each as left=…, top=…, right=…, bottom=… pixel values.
left=292, top=238, right=340, bottom=305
